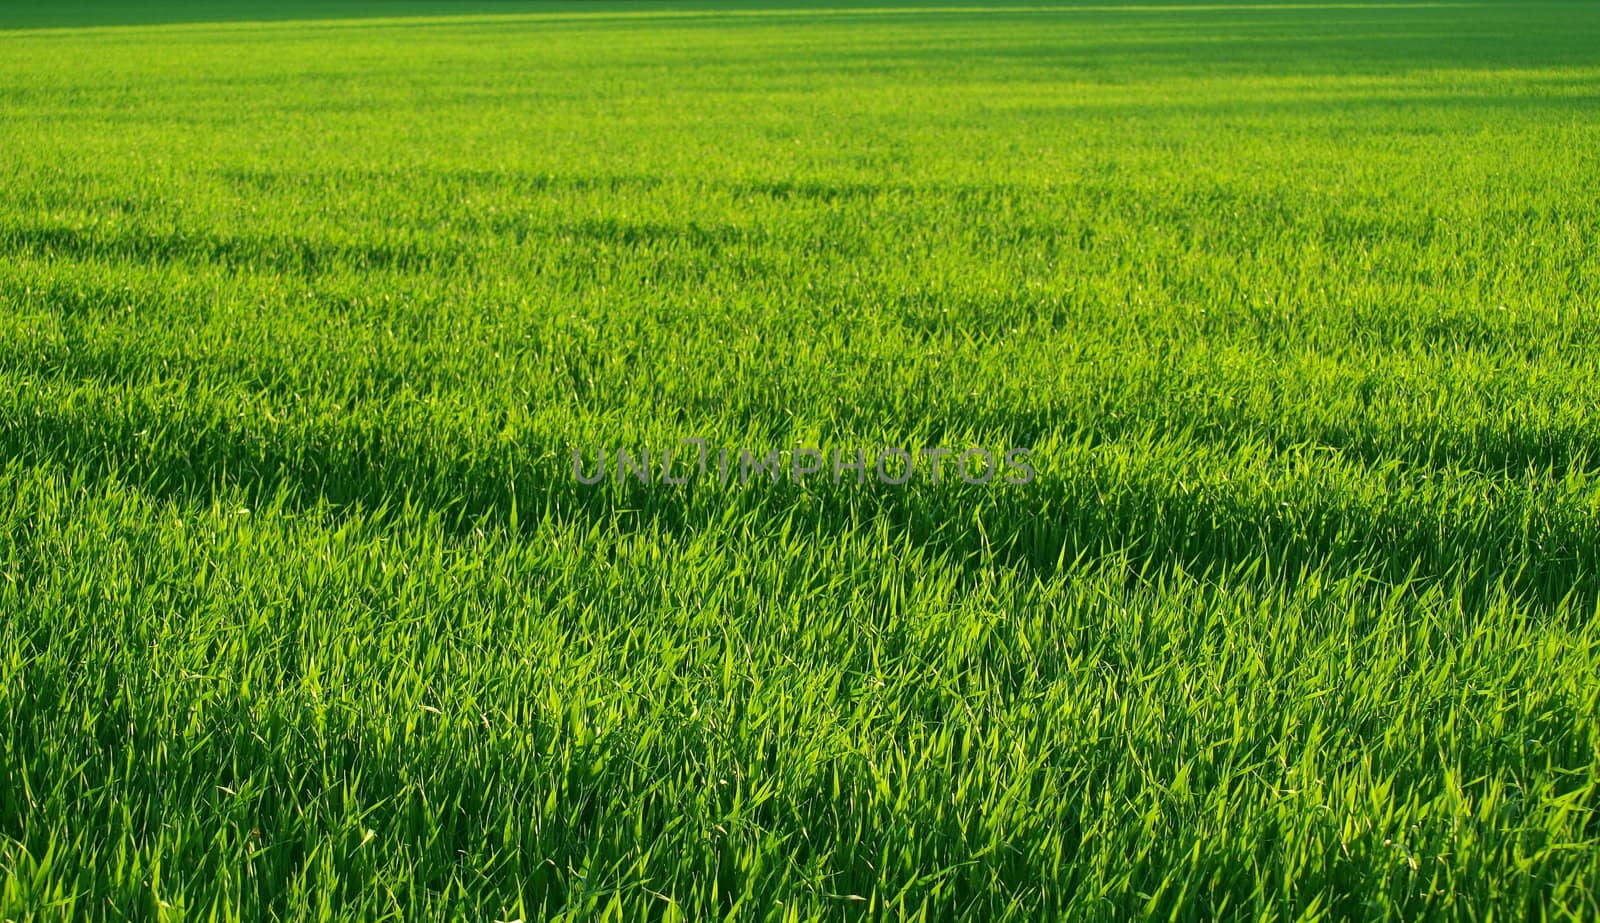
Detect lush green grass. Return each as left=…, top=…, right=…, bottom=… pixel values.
left=3, top=1, right=1600, bottom=919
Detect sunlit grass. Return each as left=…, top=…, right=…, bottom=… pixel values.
left=1, top=1, right=1598, bottom=919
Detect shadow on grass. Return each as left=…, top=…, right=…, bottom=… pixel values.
left=5, top=400, right=1596, bottom=612
left=0, top=222, right=448, bottom=277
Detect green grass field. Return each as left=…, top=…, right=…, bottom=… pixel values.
left=3, top=0, right=1600, bottom=919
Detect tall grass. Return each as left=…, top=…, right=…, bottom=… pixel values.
left=2, top=1, right=1598, bottom=919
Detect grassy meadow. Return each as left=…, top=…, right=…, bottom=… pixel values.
left=2, top=0, right=1600, bottom=918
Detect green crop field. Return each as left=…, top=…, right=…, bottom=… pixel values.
left=2, top=0, right=1599, bottom=919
